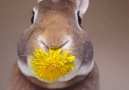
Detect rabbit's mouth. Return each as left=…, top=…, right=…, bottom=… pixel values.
left=17, top=40, right=94, bottom=88
left=17, top=32, right=94, bottom=87
left=17, top=55, right=94, bottom=82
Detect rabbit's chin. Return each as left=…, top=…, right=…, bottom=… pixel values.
left=17, top=57, right=94, bottom=82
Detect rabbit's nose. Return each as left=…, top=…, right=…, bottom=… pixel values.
left=49, top=40, right=69, bottom=49
left=39, top=39, right=69, bottom=50
left=38, top=36, right=71, bottom=50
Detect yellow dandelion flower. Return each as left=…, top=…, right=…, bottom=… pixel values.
left=29, top=48, right=76, bottom=82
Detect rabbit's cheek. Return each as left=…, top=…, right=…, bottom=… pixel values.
left=57, top=59, right=94, bottom=82
left=17, top=58, right=34, bottom=77
left=74, top=58, right=82, bottom=71
left=56, top=58, right=82, bottom=81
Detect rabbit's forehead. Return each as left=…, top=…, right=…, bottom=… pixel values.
left=32, top=0, right=76, bottom=23
left=36, top=0, right=76, bottom=11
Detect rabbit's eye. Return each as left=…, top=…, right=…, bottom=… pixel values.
left=77, top=11, right=82, bottom=26
left=31, top=11, right=35, bottom=24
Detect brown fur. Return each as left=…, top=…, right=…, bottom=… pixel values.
left=11, top=0, right=100, bottom=90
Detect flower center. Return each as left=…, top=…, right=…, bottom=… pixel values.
left=29, top=48, right=76, bottom=82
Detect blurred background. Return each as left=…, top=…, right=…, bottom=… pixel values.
left=0, top=0, right=129, bottom=90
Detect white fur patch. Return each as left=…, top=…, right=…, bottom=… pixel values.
left=17, top=59, right=34, bottom=77
left=77, top=60, right=94, bottom=75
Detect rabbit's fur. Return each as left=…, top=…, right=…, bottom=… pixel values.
left=11, top=0, right=99, bottom=90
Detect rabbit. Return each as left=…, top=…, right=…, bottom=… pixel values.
left=11, top=0, right=99, bottom=90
